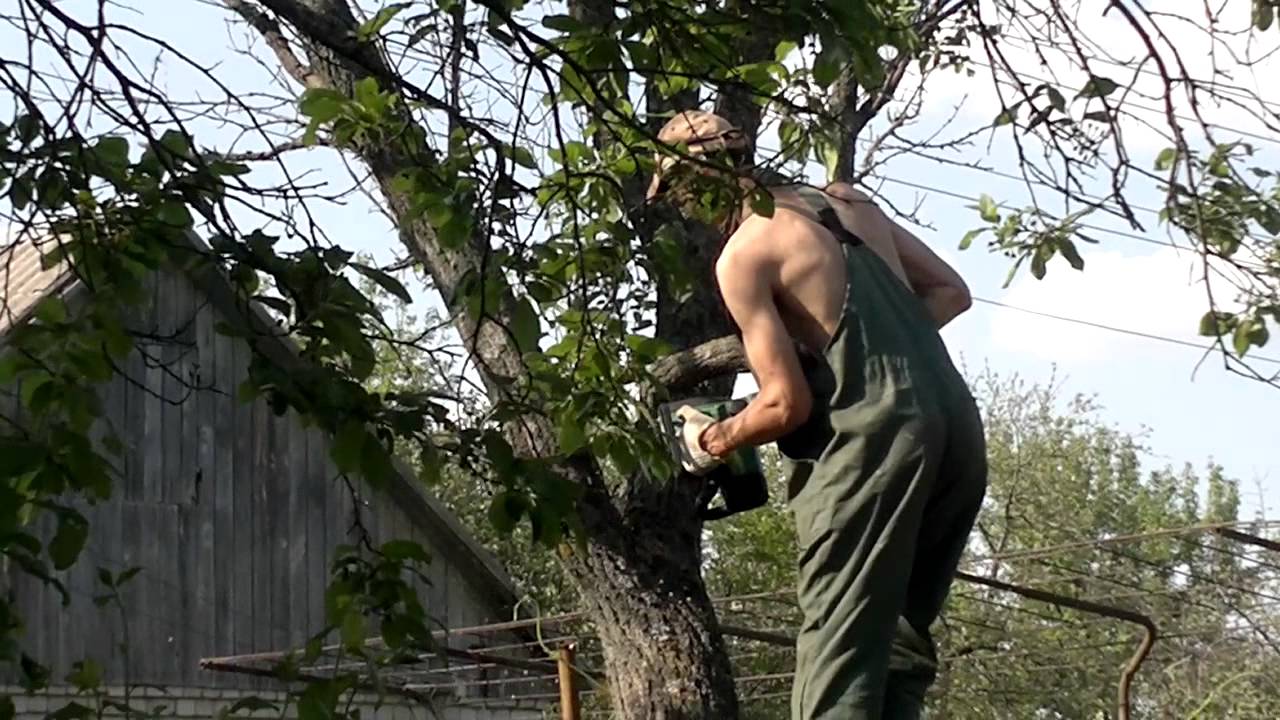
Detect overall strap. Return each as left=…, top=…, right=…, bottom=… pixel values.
left=791, top=185, right=865, bottom=247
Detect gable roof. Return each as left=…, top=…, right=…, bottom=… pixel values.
left=0, top=236, right=76, bottom=334
left=0, top=234, right=519, bottom=608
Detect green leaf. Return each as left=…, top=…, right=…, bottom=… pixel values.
left=49, top=511, right=89, bottom=570
left=0, top=439, right=43, bottom=478
left=332, top=421, right=367, bottom=474
left=1255, top=0, right=1275, bottom=31
left=1030, top=252, right=1047, bottom=280
left=354, top=76, right=381, bottom=109
left=1077, top=75, right=1120, bottom=99
left=157, top=200, right=193, bottom=230
left=381, top=540, right=430, bottom=564
left=94, top=135, right=130, bottom=168
left=45, top=702, right=93, bottom=720
left=1155, top=147, right=1178, bottom=171
left=993, top=109, right=1015, bottom=126
left=350, top=262, right=412, bottom=304
left=34, top=296, right=66, bottom=325
left=1057, top=238, right=1085, bottom=270
left=359, top=433, right=396, bottom=487
left=959, top=228, right=985, bottom=250
left=67, top=659, right=103, bottom=691
left=774, top=39, right=798, bottom=62
left=749, top=187, right=775, bottom=217
left=977, top=193, right=999, bottom=222
left=813, top=44, right=844, bottom=88
left=299, top=88, right=347, bottom=123
left=1046, top=86, right=1066, bottom=112
left=20, top=654, right=50, bottom=691
left=558, top=414, right=586, bottom=455
left=1233, top=321, right=1253, bottom=356
left=1198, top=310, right=1232, bottom=337
left=1084, top=109, right=1111, bottom=123
left=0, top=695, right=14, bottom=720
left=508, top=145, right=537, bottom=170
left=542, top=14, right=584, bottom=32
left=223, top=697, right=279, bottom=716
left=159, top=129, right=194, bottom=160
left=358, top=2, right=411, bottom=40
left=340, top=610, right=365, bottom=649
left=1257, top=206, right=1280, bottom=235
left=510, top=296, right=541, bottom=353
left=117, top=566, right=143, bottom=587
left=487, top=490, right=526, bottom=534
left=1249, top=320, right=1270, bottom=348
left=10, top=172, right=32, bottom=210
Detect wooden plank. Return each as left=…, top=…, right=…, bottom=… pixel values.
left=38, top=512, right=61, bottom=681
left=230, top=336, right=255, bottom=678
left=116, top=502, right=143, bottom=680
left=160, top=269, right=181, bottom=506
left=85, top=486, right=119, bottom=683
left=251, top=390, right=272, bottom=670
left=211, top=303, right=237, bottom=685
left=122, top=313, right=146, bottom=502
left=304, top=424, right=327, bottom=638
left=194, top=297, right=218, bottom=686
left=175, top=501, right=196, bottom=685
left=287, top=412, right=309, bottom=648
left=160, top=503, right=183, bottom=686
left=269, top=407, right=290, bottom=653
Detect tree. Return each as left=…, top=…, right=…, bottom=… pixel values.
left=2, top=1, right=1278, bottom=718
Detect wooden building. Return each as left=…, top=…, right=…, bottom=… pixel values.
left=0, top=237, right=546, bottom=719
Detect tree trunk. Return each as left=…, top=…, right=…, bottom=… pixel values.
left=565, top=469, right=740, bottom=718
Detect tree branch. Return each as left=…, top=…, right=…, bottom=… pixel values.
left=223, top=0, right=321, bottom=88
left=648, top=335, right=746, bottom=394
left=221, top=137, right=315, bottom=162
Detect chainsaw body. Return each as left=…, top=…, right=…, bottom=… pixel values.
left=657, top=396, right=769, bottom=521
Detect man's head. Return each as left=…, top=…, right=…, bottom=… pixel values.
left=645, top=110, right=751, bottom=224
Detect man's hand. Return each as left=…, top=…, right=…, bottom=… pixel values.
left=675, top=405, right=723, bottom=476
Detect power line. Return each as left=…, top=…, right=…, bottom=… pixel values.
left=1005, top=34, right=1280, bottom=119
left=865, top=173, right=1181, bottom=251
left=971, top=296, right=1280, bottom=366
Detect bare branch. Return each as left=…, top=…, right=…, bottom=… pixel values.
left=223, top=0, right=321, bottom=88
left=221, top=137, right=315, bottom=162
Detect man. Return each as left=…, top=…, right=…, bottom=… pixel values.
left=647, top=110, right=988, bottom=720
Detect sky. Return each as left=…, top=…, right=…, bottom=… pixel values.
left=2, top=0, right=1277, bottom=518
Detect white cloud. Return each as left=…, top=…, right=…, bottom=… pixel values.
left=987, top=246, right=1225, bottom=364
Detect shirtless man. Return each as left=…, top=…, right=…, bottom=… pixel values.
left=647, top=110, right=989, bottom=720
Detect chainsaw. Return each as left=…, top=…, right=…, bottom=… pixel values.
left=656, top=395, right=769, bottom=521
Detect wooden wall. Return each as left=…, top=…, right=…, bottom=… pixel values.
left=1, top=265, right=533, bottom=706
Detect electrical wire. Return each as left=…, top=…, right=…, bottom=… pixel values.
left=970, top=297, right=1280, bottom=365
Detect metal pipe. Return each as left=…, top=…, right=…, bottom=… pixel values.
left=957, top=571, right=1158, bottom=720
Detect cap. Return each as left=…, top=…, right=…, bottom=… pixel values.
left=645, top=110, right=748, bottom=202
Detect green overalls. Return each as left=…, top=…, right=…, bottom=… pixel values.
left=777, top=188, right=988, bottom=720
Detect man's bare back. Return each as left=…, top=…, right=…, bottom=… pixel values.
left=697, top=181, right=973, bottom=456
left=719, top=182, right=970, bottom=355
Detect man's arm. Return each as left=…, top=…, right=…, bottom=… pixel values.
left=888, top=219, right=972, bottom=328
left=825, top=182, right=972, bottom=328
left=697, top=229, right=812, bottom=457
